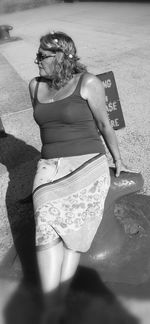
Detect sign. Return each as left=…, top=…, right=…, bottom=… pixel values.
left=97, top=71, right=125, bottom=130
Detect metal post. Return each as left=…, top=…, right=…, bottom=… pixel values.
left=0, top=25, right=21, bottom=44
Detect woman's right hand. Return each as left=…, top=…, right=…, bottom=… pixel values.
left=114, top=159, right=139, bottom=177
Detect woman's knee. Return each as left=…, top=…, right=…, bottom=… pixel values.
left=37, top=241, right=64, bottom=266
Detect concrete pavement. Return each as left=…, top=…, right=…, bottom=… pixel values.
left=0, top=2, right=150, bottom=323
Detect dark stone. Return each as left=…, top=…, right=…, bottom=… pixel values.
left=80, top=170, right=150, bottom=285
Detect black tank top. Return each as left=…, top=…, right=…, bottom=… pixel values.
left=33, top=74, right=105, bottom=158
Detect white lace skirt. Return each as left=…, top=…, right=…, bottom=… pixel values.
left=32, top=153, right=110, bottom=252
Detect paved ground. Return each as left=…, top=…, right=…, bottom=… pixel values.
left=0, top=1, right=150, bottom=324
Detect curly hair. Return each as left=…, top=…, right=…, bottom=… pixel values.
left=39, top=31, right=87, bottom=89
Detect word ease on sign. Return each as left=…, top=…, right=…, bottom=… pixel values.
left=105, top=96, right=117, bottom=112
left=97, top=71, right=126, bottom=130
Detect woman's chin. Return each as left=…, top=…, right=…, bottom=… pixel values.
left=39, top=70, right=52, bottom=79
left=39, top=68, right=45, bottom=76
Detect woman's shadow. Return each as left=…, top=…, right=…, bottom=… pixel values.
left=0, top=133, right=40, bottom=284
left=0, top=134, right=139, bottom=324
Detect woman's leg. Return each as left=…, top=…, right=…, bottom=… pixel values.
left=36, top=243, right=80, bottom=323
left=36, top=241, right=64, bottom=293
left=36, top=242, right=80, bottom=293
left=60, top=246, right=80, bottom=283
left=57, top=246, right=80, bottom=311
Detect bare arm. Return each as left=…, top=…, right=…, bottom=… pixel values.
left=29, top=78, right=37, bottom=106
left=81, top=73, right=129, bottom=176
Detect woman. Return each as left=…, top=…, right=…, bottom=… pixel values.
left=29, top=31, right=129, bottom=312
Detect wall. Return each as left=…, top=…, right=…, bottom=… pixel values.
left=0, top=0, right=62, bottom=14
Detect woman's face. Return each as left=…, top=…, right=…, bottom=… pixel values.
left=35, top=47, right=57, bottom=78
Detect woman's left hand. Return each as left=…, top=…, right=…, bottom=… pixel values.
left=115, top=159, right=138, bottom=177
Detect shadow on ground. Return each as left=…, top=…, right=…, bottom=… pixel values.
left=3, top=267, right=140, bottom=324
left=0, top=133, right=40, bottom=283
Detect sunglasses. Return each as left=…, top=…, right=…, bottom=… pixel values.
left=35, top=52, right=56, bottom=62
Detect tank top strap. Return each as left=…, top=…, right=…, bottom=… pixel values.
left=33, top=77, right=40, bottom=105
left=72, top=73, right=85, bottom=97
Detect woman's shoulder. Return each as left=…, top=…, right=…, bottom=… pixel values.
left=81, top=72, right=104, bottom=99
left=82, top=72, right=103, bottom=86
left=29, top=77, right=40, bottom=100
left=29, top=77, right=40, bottom=91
